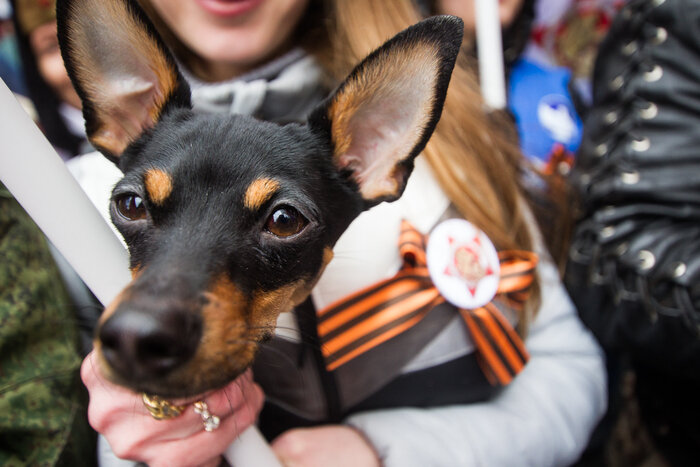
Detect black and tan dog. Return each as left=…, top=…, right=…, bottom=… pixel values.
left=57, top=0, right=462, bottom=398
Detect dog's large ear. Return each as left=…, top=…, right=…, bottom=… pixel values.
left=57, top=0, right=190, bottom=160
left=310, top=15, right=463, bottom=207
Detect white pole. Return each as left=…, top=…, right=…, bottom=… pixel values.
left=475, top=0, right=507, bottom=109
left=225, top=428, right=283, bottom=467
left=0, top=79, right=131, bottom=304
left=0, top=79, right=280, bottom=467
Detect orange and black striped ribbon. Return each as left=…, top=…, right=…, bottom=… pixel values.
left=317, top=220, right=538, bottom=386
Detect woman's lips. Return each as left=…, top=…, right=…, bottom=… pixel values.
left=195, top=0, right=263, bottom=18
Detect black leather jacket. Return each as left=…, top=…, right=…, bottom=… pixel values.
left=565, top=0, right=700, bottom=460
left=567, top=0, right=700, bottom=365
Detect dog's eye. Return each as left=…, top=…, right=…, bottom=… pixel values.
left=115, top=194, right=147, bottom=221
left=265, top=207, right=307, bottom=237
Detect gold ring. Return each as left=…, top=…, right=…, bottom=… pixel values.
left=142, top=393, right=186, bottom=420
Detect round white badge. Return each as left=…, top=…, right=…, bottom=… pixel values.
left=426, top=219, right=500, bottom=309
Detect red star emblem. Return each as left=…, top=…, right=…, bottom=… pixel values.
left=443, top=234, right=494, bottom=296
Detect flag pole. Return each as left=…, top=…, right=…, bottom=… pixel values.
left=0, top=79, right=131, bottom=303
left=475, top=0, right=507, bottom=109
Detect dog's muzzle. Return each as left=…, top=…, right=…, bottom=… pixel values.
left=98, top=301, right=203, bottom=383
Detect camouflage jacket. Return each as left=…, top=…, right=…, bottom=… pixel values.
left=0, top=183, right=96, bottom=466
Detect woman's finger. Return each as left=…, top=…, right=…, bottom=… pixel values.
left=141, top=405, right=260, bottom=467
left=81, top=351, right=265, bottom=464
left=197, top=369, right=264, bottom=421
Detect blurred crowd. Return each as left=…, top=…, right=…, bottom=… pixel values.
left=1, top=0, right=698, bottom=466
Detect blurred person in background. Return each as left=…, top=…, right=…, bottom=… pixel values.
left=566, top=0, right=700, bottom=464
left=0, top=0, right=27, bottom=95
left=10, top=0, right=101, bottom=353
left=436, top=0, right=584, bottom=175
left=10, top=0, right=89, bottom=160
left=0, top=183, right=97, bottom=466
left=434, top=0, right=589, bottom=267
left=1, top=4, right=102, bottom=464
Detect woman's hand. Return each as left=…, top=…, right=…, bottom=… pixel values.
left=272, top=425, right=381, bottom=467
left=81, top=350, right=264, bottom=467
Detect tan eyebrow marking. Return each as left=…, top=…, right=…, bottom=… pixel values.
left=244, top=178, right=280, bottom=211
left=144, top=168, right=173, bottom=206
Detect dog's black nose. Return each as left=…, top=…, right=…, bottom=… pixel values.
left=99, top=308, right=201, bottom=379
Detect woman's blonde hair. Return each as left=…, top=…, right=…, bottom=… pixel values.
left=316, top=0, right=541, bottom=330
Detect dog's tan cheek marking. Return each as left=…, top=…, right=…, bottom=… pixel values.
left=322, top=247, right=334, bottom=269
left=244, top=178, right=280, bottom=211
left=144, top=169, right=173, bottom=206
left=250, top=283, right=304, bottom=333
left=130, top=265, right=143, bottom=279
left=290, top=247, right=335, bottom=305
left=184, top=276, right=305, bottom=387
left=187, top=276, right=255, bottom=381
